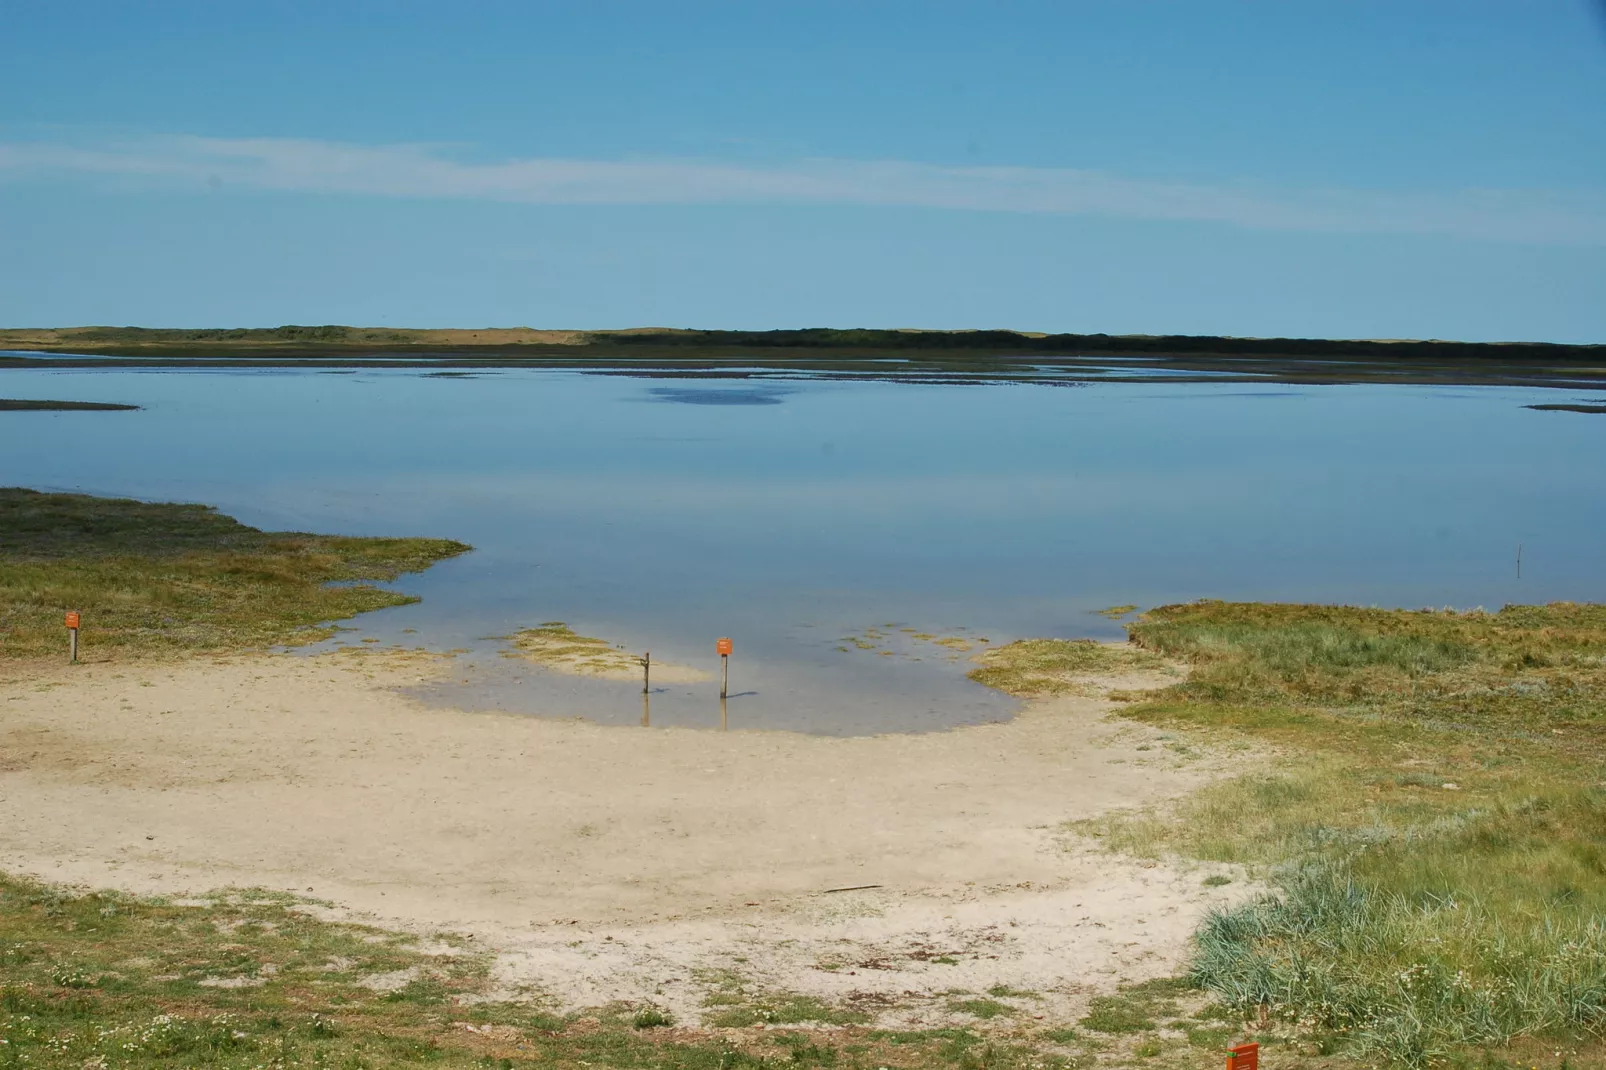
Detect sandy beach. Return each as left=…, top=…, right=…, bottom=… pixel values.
left=0, top=650, right=1242, bottom=1026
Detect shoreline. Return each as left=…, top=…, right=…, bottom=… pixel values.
left=0, top=647, right=1235, bottom=1026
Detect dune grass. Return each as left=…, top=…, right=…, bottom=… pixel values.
left=0, top=488, right=469, bottom=658
left=1076, top=600, right=1606, bottom=1067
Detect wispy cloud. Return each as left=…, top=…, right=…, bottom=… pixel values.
left=2, top=132, right=1602, bottom=245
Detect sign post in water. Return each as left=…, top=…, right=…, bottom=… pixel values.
left=65, top=611, right=80, bottom=664
left=716, top=637, right=733, bottom=699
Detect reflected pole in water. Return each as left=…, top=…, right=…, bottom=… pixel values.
left=641, top=691, right=650, bottom=727
left=720, top=694, right=727, bottom=731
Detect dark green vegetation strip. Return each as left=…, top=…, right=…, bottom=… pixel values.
left=0, top=399, right=140, bottom=411
left=1071, top=601, right=1606, bottom=1067
left=0, top=488, right=469, bottom=658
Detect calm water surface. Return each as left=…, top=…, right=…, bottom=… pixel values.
left=3, top=364, right=1603, bottom=733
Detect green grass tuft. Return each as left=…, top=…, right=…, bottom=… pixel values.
left=703, top=992, right=868, bottom=1029
left=948, top=998, right=1013, bottom=1020
left=632, top=1006, right=675, bottom=1029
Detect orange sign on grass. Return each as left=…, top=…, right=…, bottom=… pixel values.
left=65, top=612, right=80, bottom=630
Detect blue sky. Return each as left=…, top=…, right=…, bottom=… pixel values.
left=3, top=1, right=1604, bottom=340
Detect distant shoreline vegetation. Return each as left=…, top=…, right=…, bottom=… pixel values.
left=2, top=323, right=1603, bottom=363
left=1526, top=402, right=1606, bottom=414
left=0, top=399, right=139, bottom=411
left=5, top=325, right=1603, bottom=392
left=602, top=327, right=1606, bottom=363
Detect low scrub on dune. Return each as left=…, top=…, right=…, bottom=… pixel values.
left=0, top=488, right=469, bottom=658
left=1083, top=600, right=1606, bottom=1067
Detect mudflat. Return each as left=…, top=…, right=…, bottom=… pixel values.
left=0, top=651, right=1239, bottom=1024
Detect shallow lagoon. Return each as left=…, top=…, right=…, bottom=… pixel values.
left=3, top=362, right=1603, bottom=733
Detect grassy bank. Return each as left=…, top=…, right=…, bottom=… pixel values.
left=992, top=601, right=1606, bottom=1066
left=0, top=488, right=469, bottom=658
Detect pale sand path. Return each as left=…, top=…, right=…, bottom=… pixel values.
left=0, top=652, right=1243, bottom=1024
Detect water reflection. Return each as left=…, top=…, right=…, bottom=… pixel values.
left=647, top=385, right=792, bottom=406
left=634, top=684, right=731, bottom=731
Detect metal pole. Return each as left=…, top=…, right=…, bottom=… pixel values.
left=721, top=653, right=728, bottom=699
left=70, top=628, right=78, bottom=665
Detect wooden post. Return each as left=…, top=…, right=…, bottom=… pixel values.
left=65, top=611, right=80, bottom=665
left=716, top=638, right=732, bottom=699
left=642, top=651, right=651, bottom=694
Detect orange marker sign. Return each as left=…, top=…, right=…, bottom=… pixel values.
left=65, top=612, right=80, bottom=630
left=716, top=637, right=733, bottom=656
left=1226, top=1043, right=1259, bottom=1070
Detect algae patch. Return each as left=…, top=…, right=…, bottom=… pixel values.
left=506, top=622, right=710, bottom=683
left=968, top=638, right=1170, bottom=697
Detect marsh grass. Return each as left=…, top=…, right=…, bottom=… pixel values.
left=1084, top=600, right=1606, bottom=1066
left=0, top=488, right=468, bottom=658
